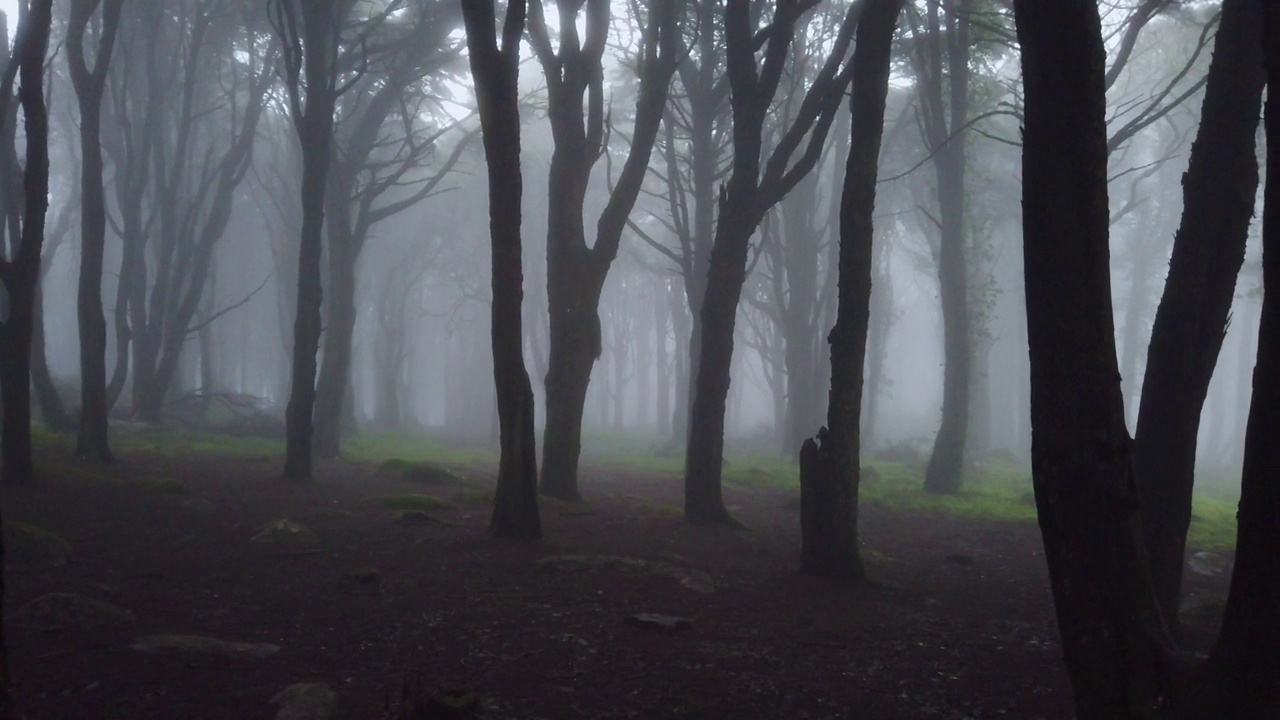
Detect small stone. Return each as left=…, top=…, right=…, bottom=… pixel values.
left=624, top=613, right=692, bottom=632
left=272, top=682, right=337, bottom=720
left=131, top=634, right=280, bottom=660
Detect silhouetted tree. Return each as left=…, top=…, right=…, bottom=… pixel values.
left=0, top=0, right=52, bottom=485
left=1130, top=0, right=1264, bottom=632
left=461, top=0, right=540, bottom=539
left=66, top=0, right=125, bottom=463
left=272, top=0, right=353, bottom=482
left=684, top=0, right=858, bottom=523
left=526, top=0, right=680, bottom=500
left=1201, top=7, right=1280, bottom=712
left=313, top=4, right=470, bottom=458
left=799, top=0, right=900, bottom=579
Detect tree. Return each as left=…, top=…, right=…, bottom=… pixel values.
left=684, top=0, right=859, bottom=523
left=526, top=0, right=680, bottom=500
left=461, top=0, right=540, bottom=540
left=103, top=0, right=276, bottom=424
left=799, top=0, right=901, bottom=579
left=0, top=0, right=49, bottom=485
left=272, top=0, right=352, bottom=482
left=1203, top=9, right=1280, bottom=711
left=1130, top=0, right=1265, bottom=632
left=903, top=0, right=973, bottom=494
left=1015, top=2, right=1182, bottom=713
left=66, top=0, right=125, bottom=463
left=312, top=4, right=470, bottom=458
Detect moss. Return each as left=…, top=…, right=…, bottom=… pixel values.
left=3, top=521, right=72, bottom=566
left=376, top=459, right=476, bottom=488
left=360, top=493, right=455, bottom=512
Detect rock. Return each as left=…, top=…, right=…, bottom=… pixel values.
left=251, top=519, right=320, bottom=546
left=3, top=521, right=72, bottom=566
left=624, top=613, right=692, bottom=632
left=131, top=634, right=281, bottom=660
left=11, top=593, right=135, bottom=630
left=399, top=510, right=451, bottom=525
left=272, top=682, right=338, bottom=720
left=1188, top=551, right=1229, bottom=576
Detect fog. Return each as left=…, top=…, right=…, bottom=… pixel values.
left=7, top=1, right=1256, bottom=485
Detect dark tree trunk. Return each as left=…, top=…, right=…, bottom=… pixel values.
left=529, top=0, right=678, bottom=501
left=1131, top=0, right=1264, bottom=633
left=799, top=0, right=899, bottom=579
left=920, top=0, right=971, bottom=495
left=1014, top=3, right=1183, bottom=715
left=684, top=0, right=857, bottom=523
left=30, top=281, right=68, bottom=431
left=314, top=212, right=358, bottom=459
left=276, top=0, right=344, bottom=483
left=0, top=0, right=52, bottom=486
left=67, top=0, right=125, bottom=464
left=780, top=172, right=824, bottom=457
left=462, top=0, right=540, bottom=540
left=1200, top=9, right=1280, bottom=713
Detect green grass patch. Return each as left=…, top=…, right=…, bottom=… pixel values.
left=360, top=493, right=455, bottom=512
left=1186, top=495, right=1238, bottom=552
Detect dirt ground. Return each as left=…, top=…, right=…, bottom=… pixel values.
left=0, top=439, right=1230, bottom=719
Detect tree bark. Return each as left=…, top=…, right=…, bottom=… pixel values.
left=1131, top=0, right=1264, bottom=633
left=1200, top=8, right=1280, bottom=712
left=1014, top=3, right=1183, bottom=715
left=920, top=0, right=971, bottom=495
left=685, top=0, right=858, bottom=523
left=529, top=0, right=678, bottom=501
left=462, top=0, right=540, bottom=540
left=276, top=0, right=344, bottom=482
left=0, top=0, right=52, bottom=486
left=67, top=0, right=125, bottom=463
left=799, top=0, right=899, bottom=579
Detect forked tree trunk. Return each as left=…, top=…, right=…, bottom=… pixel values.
left=1200, top=9, right=1280, bottom=713
left=1014, top=3, right=1182, bottom=715
left=67, top=0, right=124, bottom=464
left=462, top=0, right=540, bottom=540
left=277, top=0, right=343, bottom=483
left=0, top=0, right=52, bottom=486
left=1131, top=0, right=1264, bottom=633
left=799, top=0, right=900, bottom=579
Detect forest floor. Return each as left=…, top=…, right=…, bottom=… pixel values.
left=1, top=428, right=1235, bottom=720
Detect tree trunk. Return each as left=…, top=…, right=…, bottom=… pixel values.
left=919, top=0, right=972, bottom=495
left=280, top=2, right=342, bottom=483
left=67, top=0, right=124, bottom=464
left=0, top=0, right=52, bottom=486
left=1131, top=0, right=1264, bottom=633
left=30, top=281, right=68, bottom=431
left=314, top=215, right=358, bottom=459
left=463, top=0, right=540, bottom=540
left=1015, top=3, right=1183, bottom=715
left=1200, top=11, right=1280, bottom=712
left=800, top=0, right=899, bottom=579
